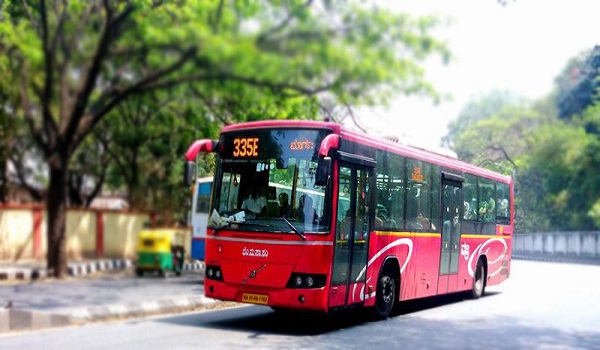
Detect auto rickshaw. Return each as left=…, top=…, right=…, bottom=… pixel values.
left=136, top=229, right=186, bottom=277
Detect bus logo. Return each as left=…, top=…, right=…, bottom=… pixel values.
left=241, top=263, right=266, bottom=284
left=242, top=246, right=269, bottom=257
left=461, top=242, right=470, bottom=261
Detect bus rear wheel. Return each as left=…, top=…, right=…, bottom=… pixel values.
left=372, top=267, right=396, bottom=319
left=471, top=258, right=486, bottom=299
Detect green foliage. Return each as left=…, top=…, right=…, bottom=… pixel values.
left=448, top=87, right=600, bottom=232
left=518, top=123, right=595, bottom=231
left=589, top=199, right=600, bottom=228
left=555, top=46, right=600, bottom=120
left=443, top=90, right=526, bottom=149
left=1, top=0, right=448, bottom=228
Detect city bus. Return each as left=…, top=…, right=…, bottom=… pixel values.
left=183, top=120, right=513, bottom=318
left=190, top=177, right=213, bottom=260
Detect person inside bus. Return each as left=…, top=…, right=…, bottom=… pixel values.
left=339, top=208, right=370, bottom=239
left=416, top=212, right=434, bottom=230
left=241, top=187, right=267, bottom=215
left=278, top=192, right=291, bottom=218
left=384, top=215, right=398, bottom=229
left=478, top=189, right=496, bottom=221
left=497, top=194, right=509, bottom=217
left=375, top=207, right=387, bottom=229
left=443, top=214, right=459, bottom=235
left=298, top=194, right=318, bottom=226
left=339, top=209, right=353, bottom=239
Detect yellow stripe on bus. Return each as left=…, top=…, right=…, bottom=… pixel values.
left=373, top=232, right=509, bottom=240
left=461, top=234, right=509, bottom=239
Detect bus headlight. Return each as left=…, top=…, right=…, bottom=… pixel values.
left=206, top=265, right=224, bottom=281
left=306, top=276, right=314, bottom=287
left=287, top=273, right=326, bottom=289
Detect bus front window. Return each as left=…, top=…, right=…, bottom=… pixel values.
left=209, top=129, right=330, bottom=234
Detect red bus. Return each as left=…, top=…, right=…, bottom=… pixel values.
left=183, top=120, right=513, bottom=318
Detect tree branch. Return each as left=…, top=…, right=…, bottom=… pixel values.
left=82, top=46, right=198, bottom=133
left=19, top=64, right=48, bottom=153
left=317, top=101, right=339, bottom=123
left=190, top=86, right=230, bottom=125
left=39, top=0, right=60, bottom=150
left=64, top=1, right=136, bottom=148
left=20, top=0, right=41, bottom=35
left=84, top=166, right=106, bottom=208
left=487, top=145, right=518, bottom=172
left=256, top=0, right=314, bottom=44
left=8, top=152, right=44, bottom=201
left=344, top=103, right=367, bottom=132
left=93, top=128, right=131, bottom=185
left=212, top=0, right=224, bottom=34
left=138, top=71, right=334, bottom=97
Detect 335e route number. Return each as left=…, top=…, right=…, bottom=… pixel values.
left=233, top=137, right=259, bottom=157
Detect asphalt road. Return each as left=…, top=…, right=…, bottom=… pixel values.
left=1, top=260, right=599, bottom=349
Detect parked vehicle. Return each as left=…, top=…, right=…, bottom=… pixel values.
left=136, top=229, right=185, bottom=277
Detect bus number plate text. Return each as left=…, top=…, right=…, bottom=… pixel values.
left=242, top=293, right=269, bottom=305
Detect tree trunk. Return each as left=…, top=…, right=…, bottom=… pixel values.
left=47, top=159, right=69, bottom=278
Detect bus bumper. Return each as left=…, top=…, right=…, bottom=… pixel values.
left=204, top=280, right=329, bottom=312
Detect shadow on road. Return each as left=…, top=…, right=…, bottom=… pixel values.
left=159, top=291, right=503, bottom=336
left=398, top=291, right=502, bottom=316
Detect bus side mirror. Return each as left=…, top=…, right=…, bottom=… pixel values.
left=183, top=161, right=195, bottom=187
left=315, top=157, right=332, bottom=186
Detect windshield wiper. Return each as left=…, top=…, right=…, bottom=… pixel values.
left=281, top=218, right=306, bottom=241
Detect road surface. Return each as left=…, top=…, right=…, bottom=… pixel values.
left=1, top=260, right=598, bottom=349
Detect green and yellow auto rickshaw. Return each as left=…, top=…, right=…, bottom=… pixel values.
left=136, top=229, right=186, bottom=277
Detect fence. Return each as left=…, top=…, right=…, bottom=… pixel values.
left=0, top=205, right=191, bottom=262
left=512, top=231, right=600, bottom=263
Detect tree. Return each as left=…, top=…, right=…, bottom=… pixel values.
left=555, top=46, right=600, bottom=120
left=0, top=1, right=448, bottom=277
left=442, top=90, right=525, bottom=149
left=518, top=123, right=598, bottom=231
left=446, top=92, right=559, bottom=233
left=67, top=135, right=109, bottom=208
left=0, top=92, right=13, bottom=203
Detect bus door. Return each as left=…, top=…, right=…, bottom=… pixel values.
left=329, top=162, right=373, bottom=308
left=438, top=174, right=463, bottom=294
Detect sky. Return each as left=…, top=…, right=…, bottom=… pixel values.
left=359, top=0, right=600, bottom=148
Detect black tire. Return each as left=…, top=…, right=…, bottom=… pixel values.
left=135, top=268, right=143, bottom=277
left=372, top=267, right=396, bottom=319
left=471, top=258, right=486, bottom=299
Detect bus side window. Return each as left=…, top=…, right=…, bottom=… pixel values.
left=496, top=182, right=510, bottom=224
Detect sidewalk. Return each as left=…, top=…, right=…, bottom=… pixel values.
left=0, top=259, right=222, bottom=333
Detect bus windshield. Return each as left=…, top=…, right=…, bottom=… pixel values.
left=210, top=128, right=331, bottom=234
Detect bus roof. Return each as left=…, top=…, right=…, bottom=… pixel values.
left=219, top=120, right=512, bottom=184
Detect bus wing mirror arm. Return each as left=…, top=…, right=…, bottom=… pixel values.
left=315, top=157, right=332, bottom=186
left=183, top=139, right=219, bottom=187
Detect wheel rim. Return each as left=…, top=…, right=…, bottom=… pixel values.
left=381, top=275, right=394, bottom=307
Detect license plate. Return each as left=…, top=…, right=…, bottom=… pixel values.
left=242, top=293, right=269, bottom=305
